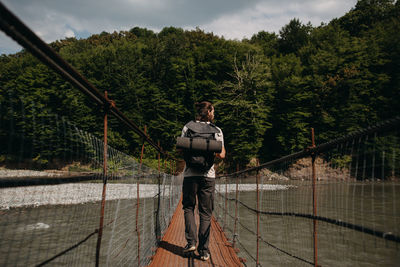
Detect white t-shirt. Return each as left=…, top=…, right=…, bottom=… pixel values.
left=181, top=121, right=224, bottom=178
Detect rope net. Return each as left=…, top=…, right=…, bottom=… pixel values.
left=0, top=106, right=183, bottom=266
left=215, top=120, right=400, bottom=266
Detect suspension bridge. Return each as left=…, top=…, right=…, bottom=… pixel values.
left=1, top=2, right=400, bottom=266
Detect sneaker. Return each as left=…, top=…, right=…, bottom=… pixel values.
left=200, top=250, right=210, bottom=261
left=183, top=244, right=196, bottom=253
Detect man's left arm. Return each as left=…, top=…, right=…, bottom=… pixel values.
left=215, top=128, right=225, bottom=159
left=216, top=146, right=225, bottom=159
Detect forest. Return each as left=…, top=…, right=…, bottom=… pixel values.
left=0, top=0, right=399, bottom=171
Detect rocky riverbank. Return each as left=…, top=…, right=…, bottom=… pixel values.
left=0, top=183, right=162, bottom=210
left=0, top=182, right=291, bottom=210
left=0, top=169, right=70, bottom=178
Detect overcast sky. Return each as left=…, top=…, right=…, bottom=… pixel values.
left=1, top=0, right=357, bottom=55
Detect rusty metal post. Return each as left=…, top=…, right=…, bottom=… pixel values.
left=156, top=140, right=161, bottom=242
left=311, top=128, right=318, bottom=267
left=233, top=163, right=239, bottom=248
left=256, top=160, right=260, bottom=267
left=173, top=160, right=176, bottom=197
left=158, top=141, right=161, bottom=173
left=95, top=91, right=110, bottom=267
left=224, top=175, right=227, bottom=230
left=136, top=125, right=146, bottom=266
left=169, top=160, right=172, bottom=211
left=140, top=126, right=146, bottom=164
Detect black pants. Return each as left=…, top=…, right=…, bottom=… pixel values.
left=182, top=176, right=215, bottom=252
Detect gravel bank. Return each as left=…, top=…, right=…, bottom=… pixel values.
left=0, top=169, right=69, bottom=178
left=0, top=183, right=161, bottom=210
left=1, top=183, right=291, bottom=210
left=216, top=183, right=292, bottom=192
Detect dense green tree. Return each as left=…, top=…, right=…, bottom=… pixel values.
left=260, top=54, right=311, bottom=161
left=216, top=53, right=274, bottom=167
left=1, top=0, right=399, bottom=170
left=249, top=31, right=278, bottom=57
left=278, top=18, right=312, bottom=55
left=336, top=0, right=396, bottom=36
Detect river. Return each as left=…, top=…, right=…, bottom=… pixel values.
left=1, top=181, right=399, bottom=266
left=216, top=181, right=400, bottom=266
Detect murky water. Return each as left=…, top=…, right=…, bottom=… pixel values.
left=0, top=197, right=160, bottom=266
left=1, top=182, right=399, bottom=266
left=217, top=181, right=400, bottom=266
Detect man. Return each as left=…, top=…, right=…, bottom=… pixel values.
left=180, top=101, right=225, bottom=261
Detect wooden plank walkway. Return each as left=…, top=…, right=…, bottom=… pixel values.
left=148, top=199, right=243, bottom=267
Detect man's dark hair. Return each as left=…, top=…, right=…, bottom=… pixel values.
left=195, top=101, right=214, bottom=122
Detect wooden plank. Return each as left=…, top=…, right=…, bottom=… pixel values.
left=148, top=199, right=242, bottom=266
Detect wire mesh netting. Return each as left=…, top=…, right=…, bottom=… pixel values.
left=0, top=9, right=184, bottom=265
left=215, top=121, right=400, bottom=266
left=0, top=110, right=183, bottom=266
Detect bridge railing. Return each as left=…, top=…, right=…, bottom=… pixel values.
left=215, top=117, right=400, bottom=266
left=0, top=110, right=183, bottom=267
left=1, top=3, right=183, bottom=267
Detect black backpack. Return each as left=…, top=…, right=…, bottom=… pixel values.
left=183, top=121, right=220, bottom=171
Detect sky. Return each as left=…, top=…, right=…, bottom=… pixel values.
left=0, top=0, right=358, bottom=55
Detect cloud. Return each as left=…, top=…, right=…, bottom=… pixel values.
left=0, top=0, right=357, bottom=55
left=0, top=32, right=23, bottom=55
left=201, top=0, right=357, bottom=39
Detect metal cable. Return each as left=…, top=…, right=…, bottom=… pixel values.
left=0, top=2, right=174, bottom=159
left=219, top=116, right=400, bottom=178
left=215, top=189, right=314, bottom=265
left=217, top=189, right=400, bottom=243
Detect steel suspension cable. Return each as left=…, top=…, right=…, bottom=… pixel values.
left=219, top=190, right=400, bottom=243
left=215, top=189, right=314, bottom=265
left=219, top=116, right=400, bottom=178
left=0, top=2, right=174, bottom=159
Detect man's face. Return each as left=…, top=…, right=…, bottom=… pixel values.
left=209, top=108, right=215, bottom=121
